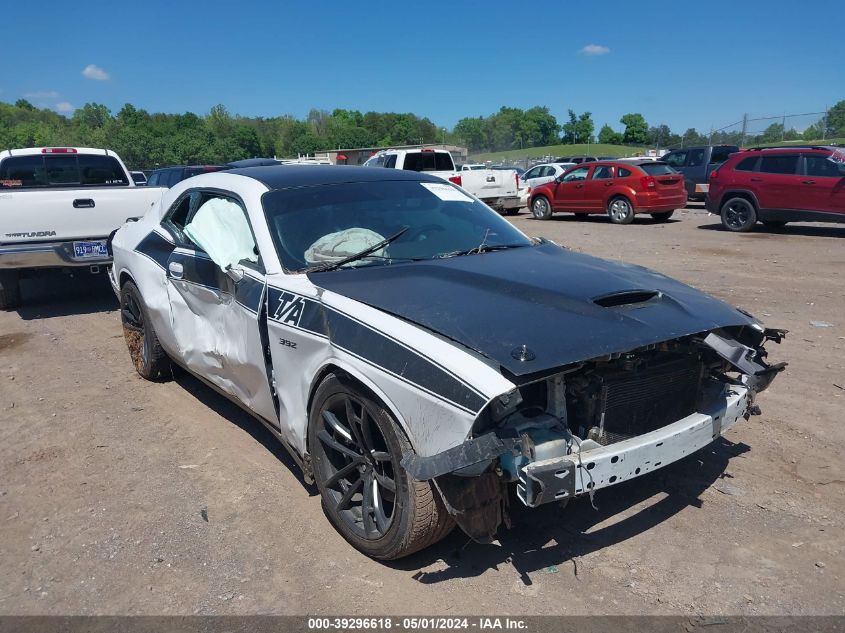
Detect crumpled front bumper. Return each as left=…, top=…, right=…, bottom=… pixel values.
left=517, top=385, right=749, bottom=507
left=404, top=384, right=750, bottom=508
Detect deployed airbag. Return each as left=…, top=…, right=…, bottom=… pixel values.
left=184, top=198, right=258, bottom=270
left=305, top=228, right=385, bottom=265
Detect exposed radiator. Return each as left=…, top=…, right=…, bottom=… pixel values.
left=593, top=357, right=704, bottom=445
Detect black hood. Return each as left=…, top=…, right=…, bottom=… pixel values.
left=309, top=241, right=755, bottom=377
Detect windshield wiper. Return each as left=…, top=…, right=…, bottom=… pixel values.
left=309, top=226, right=410, bottom=272
left=438, top=243, right=529, bottom=259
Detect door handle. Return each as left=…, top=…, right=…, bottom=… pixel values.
left=168, top=261, right=184, bottom=279
left=73, top=198, right=95, bottom=208
left=604, top=182, right=613, bottom=186
left=575, top=184, right=584, bottom=188
left=750, top=177, right=762, bottom=182
left=802, top=180, right=816, bottom=185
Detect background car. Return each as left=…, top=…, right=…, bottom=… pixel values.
left=529, top=160, right=687, bottom=223
left=518, top=163, right=575, bottom=207
left=146, top=165, right=225, bottom=188
left=661, top=145, right=739, bottom=200
left=130, top=170, right=147, bottom=186
left=489, top=164, right=525, bottom=176
left=706, top=145, right=845, bottom=232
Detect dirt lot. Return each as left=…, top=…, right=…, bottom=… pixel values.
left=1, top=206, right=843, bottom=615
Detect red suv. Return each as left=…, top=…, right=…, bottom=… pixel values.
left=528, top=160, right=687, bottom=224
left=707, top=145, right=845, bottom=231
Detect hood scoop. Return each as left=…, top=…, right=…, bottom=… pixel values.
left=593, top=289, right=661, bottom=308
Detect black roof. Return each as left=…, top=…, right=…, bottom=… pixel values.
left=228, top=165, right=447, bottom=190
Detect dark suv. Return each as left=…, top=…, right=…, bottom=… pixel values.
left=706, top=146, right=845, bottom=232
left=661, top=145, right=739, bottom=200
left=146, top=165, right=224, bottom=188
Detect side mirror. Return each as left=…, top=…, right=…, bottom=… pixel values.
left=226, top=265, right=245, bottom=283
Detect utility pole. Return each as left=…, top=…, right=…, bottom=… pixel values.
left=740, top=113, right=748, bottom=147
left=822, top=106, right=828, bottom=140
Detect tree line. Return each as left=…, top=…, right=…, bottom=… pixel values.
left=1, top=98, right=842, bottom=169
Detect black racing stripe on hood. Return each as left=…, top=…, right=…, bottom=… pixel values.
left=308, top=241, right=756, bottom=377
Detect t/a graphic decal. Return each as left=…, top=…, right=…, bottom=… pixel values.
left=273, top=291, right=305, bottom=326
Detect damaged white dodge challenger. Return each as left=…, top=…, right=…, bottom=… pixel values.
left=108, top=165, right=785, bottom=559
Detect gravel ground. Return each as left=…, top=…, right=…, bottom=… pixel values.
left=0, top=205, right=843, bottom=615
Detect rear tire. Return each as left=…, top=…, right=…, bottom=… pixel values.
left=120, top=280, right=172, bottom=381
left=0, top=270, right=21, bottom=310
left=531, top=196, right=553, bottom=220
left=720, top=197, right=757, bottom=232
left=309, top=372, right=454, bottom=560
left=650, top=211, right=674, bottom=222
left=607, top=196, right=635, bottom=224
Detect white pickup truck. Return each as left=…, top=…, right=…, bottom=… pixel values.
left=0, top=147, right=164, bottom=309
left=363, top=149, right=521, bottom=215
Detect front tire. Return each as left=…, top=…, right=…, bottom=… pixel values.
left=120, top=280, right=172, bottom=381
left=607, top=196, right=635, bottom=224
left=650, top=210, right=674, bottom=222
left=531, top=196, right=553, bottom=220
left=309, top=373, right=453, bottom=560
left=0, top=270, right=21, bottom=310
left=720, top=197, right=757, bottom=232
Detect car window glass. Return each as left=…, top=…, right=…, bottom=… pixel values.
left=524, top=167, right=540, bottom=179
left=165, top=169, right=182, bottom=188
left=617, top=167, right=632, bottom=178
left=44, top=155, right=80, bottom=185
left=263, top=180, right=533, bottom=272
left=734, top=157, right=758, bottom=172
left=0, top=155, right=46, bottom=188
left=184, top=195, right=258, bottom=270
left=364, top=155, right=386, bottom=168
left=592, top=166, right=613, bottom=179
left=688, top=149, right=705, bottom=167
left=759, top=155, right=799, bottom=175
left=663, top=151, right=686, bottom=168
left=537, top=166, right=552, bottom=177
left=710, top=147, right=736, bottom=164
left=78, top=155, right=128, bottom=185
left=640, top=163, right=677, bottom=176
left=162, top=193, right=196, bottom=242
left=385, top=154, right=397, bottom=168
left=804, top=154, right=841, bottom=177
left=147, top=172, right=160, bottom=186
left=562, top=167, right=589, bottom=182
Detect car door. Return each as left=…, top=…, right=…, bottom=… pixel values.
left=801, top=153, right=845, bottom=217
left=551, top=166, right=590, bottom=210
left=754, top=153, right=802, bottom=211
left=161, top=188, right=278, bottom=425
left=583, top=164, right=614, bottom=210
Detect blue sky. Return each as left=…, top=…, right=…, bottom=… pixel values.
left=4, top=0, right=843, bottom=134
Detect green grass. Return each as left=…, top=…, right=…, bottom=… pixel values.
left=747, top=137, right=844, bottom=148
left=470, top=143, right=646, bottom=162
left=470, top=138, right=844, bottom=163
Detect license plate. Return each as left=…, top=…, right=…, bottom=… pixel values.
left=73, top=240, right=108, bottom=259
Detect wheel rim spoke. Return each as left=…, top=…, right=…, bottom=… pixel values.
left=324, top=460, right=360, bottom=490
left=318, top=429, right=364, bottom=462
left=362, top=471, right=378, bottom=536
left=374, top=470, right=396, bottom=500
left=336, top=477, right=362, bottom=512
left=323, top=410, right=353, bottom=443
